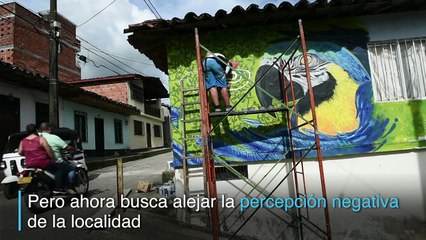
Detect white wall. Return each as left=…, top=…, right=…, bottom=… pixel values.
left=129, top=114, right=164, bottom=149
left=175, top=150, right=426, bottom=238
left=363, top=10, right=426, bottom=41
left=61, top=100, right=130, bottom=151
left=127, top=81, right=145, bottom=113
left=0, top=82, right=49, bottom=131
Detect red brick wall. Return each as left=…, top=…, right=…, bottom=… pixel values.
left=0, top=3, right=80, bottom=81
left=81, top=82, right=129, bottom=104
left=0, top=5, right=15, bottom=62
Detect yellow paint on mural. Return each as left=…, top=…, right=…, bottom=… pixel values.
left=299, top=63, right=359, bottom=136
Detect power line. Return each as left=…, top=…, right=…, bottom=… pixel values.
left=147, top=0, right=162, bottom=19
left=143, top=0, right=161, bottom=19
left=85, top=47, right=155, bottom=66
left=77, top=54, right=120, bottom=75
left=77, top=0, right=117, bottom=28
left=77, top=36, right=149, bottom=76
left=1, top=1, right=155, bottom=77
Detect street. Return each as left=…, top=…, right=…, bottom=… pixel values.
left=0, top=152, right=214, bottom=240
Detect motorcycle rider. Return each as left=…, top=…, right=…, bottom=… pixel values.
left=39, top=122, right=77, bottom=195
left=18, top=123, right=68, bottom=195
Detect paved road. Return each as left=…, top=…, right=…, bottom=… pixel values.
left=0, top=152, right=216, bottom=240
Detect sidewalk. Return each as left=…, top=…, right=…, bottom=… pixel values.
left=86, top=147, right=172, bottom=170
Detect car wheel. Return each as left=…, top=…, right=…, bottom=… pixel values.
left=3, top=182, right=18, bottom=199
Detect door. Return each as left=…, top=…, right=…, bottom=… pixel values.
left=146, top=123, right=152, bottom=149
left=0, top=94, right=20, bottom=151
left=94, top=118, right=105, bottom=156
left=163, top=116, right=171, bottom=147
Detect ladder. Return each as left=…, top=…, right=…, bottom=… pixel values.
left=179, top=79, right=210, bottom=224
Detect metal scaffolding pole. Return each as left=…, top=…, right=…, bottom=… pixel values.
left=183, top=20, right=333, bottom=240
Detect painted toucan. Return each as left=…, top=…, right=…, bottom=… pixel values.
left=254, top=53, right=359, bottom=136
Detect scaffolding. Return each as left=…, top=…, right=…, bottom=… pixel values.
left=180, top=20, right=332, bottom=240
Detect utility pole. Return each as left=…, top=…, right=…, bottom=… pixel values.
left=48, top=0, right=60, bottom=126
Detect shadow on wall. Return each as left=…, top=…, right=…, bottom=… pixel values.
left=409, top=100, right=426, bottom=221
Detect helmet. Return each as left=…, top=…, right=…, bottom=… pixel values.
left=214, top=53, right=226, bottom=59
left=206, top=52, right=215, bottom=58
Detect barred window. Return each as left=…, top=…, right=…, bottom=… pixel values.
left=368, top=38, right=426, bottom=102
left=130, top=83, right=144, bottom=102
left=154, top=124, right=161, bottom=137
left=134, top=120, right=144, bottom=136
left=74, top=111, right=87, bottom=142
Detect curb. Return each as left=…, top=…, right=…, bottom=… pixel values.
left=86, top=148, right=172, bottom=170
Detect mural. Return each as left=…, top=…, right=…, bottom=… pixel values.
left=167, top=20, right=421, bottom=168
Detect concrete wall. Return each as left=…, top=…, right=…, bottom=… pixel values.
left=127, top=81, right=145, bottom=112
left=61, top=100, right=129, bottom=151
left=0, top=82, right=48, bottom=131
left=171, top=9, right=426, bottom=239
left=175, top=149, right=426, bottom=239
left=362, top=10, right=426, bottom=41
left=128, top=114, right=164, bottom=150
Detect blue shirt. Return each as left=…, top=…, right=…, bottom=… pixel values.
left=204, top=58, right=227, bottom=90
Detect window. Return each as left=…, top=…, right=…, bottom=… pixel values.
left=154, top=124, right=161, bottom=137
left=114, top=119, right=123, bottom=144
left=215, top=165, right=248, bottom=181
left=368, top=37, right=426, bottom=102
left=134, top=120, right=144, bottom=136
left=130, top=83, right=144, bottom=102
left=74, top=111, right=87, bottom=142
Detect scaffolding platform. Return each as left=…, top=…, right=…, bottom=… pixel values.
left=183, top=20, right=332, bottom=240
left=209, top=106, right=290, bottom=117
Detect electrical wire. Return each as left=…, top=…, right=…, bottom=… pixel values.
left=143, top=0, right=161, bottom=19
left=77, top=0, right=117, bottom=28
left=77, top=36, right=149, bottom=76
left=77, top=54, right=120, bottom=75
left=85, top=47, right=155, bottom=66
left=147, top=0, right=162, bottom=19
left=1, top=1, right=155, bottom=77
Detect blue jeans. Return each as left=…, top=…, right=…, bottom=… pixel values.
left=45, top=162, right=66, bottom=191
left=61, top=161, right=76, bottom=188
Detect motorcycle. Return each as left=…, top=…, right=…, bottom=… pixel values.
left=1, top=128, right=89, bottom=211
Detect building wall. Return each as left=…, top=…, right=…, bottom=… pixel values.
left=0, top=82, right=130, bottom=152
left=127, top=81, right=145, bottom=112
left=0, top=11, right=14, bottom=62
left=80, top=81, right=129, bottom=104
left=168, top=10, right=426, bottom=167
left=169, top=10, right=426, bottom=239
left=61, top=100, right=130, bottom=151
left=175, top=149, right=426, bottom=238
left=129, top=114, right=164, bottom=150
left=0, top=3, right=80, bottom=82
left=362, top=11, right=426, bottom=41
left=0, top=82, right=48, bottom=131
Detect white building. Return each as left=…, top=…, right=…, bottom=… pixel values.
left=0, top=62, right=138, bottom=156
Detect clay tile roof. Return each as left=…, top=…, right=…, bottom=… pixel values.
left=0, top=61, right=140, bottom=115
left=124, top=0, right=426, bottom=73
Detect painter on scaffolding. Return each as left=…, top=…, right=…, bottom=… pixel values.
left=203, top=52, right=236, bottom=112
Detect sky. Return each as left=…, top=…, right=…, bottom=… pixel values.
left=6, top=0, right=301, bottom=91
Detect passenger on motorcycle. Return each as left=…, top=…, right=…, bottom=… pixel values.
left=39, top=122, right=77, bottom=195
left=18, top=124, right=68, bottom=195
